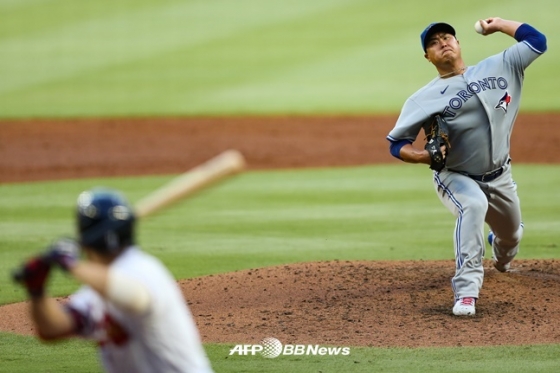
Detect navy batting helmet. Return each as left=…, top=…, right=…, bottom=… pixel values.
left=76, top=188, right=136, bottom=254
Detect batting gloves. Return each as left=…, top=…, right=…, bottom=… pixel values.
left=14, top=257, right=52, bottom=298
left=45, top=237, right=80, bottom=271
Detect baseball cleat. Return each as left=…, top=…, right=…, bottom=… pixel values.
left=453, top=297, right=476, bottom=316
left=488, top=231, right=512, bottom=272
left=492, top=260, right=511, bottom=273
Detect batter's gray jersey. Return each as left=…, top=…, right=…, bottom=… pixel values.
left=387, top=42, right=542, bottom=174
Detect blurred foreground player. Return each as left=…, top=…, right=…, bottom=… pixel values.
left=14, top=188, right=214, bottom=373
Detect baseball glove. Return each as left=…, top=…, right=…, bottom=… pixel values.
left=423, top=115, right=451, bottom=172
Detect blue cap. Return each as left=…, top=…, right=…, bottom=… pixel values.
left=420, top=22, right=456, bottom=52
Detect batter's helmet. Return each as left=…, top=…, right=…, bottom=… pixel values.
left=76, top=188, right=136, bottom=254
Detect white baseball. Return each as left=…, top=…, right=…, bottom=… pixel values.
left=474, top=20, right=484, bottom=34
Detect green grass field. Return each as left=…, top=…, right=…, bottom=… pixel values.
left=1, top=332, right=560, bottom=373
left=2, top=165, right=559, bottom=305
left=1, top=165, right=560, bottom=372
left=0, top=0, right=559, bottom=117
left=1, top=0, right=560, bottom=372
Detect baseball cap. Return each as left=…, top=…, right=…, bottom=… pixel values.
left=420, top=22, right=456, bottom=52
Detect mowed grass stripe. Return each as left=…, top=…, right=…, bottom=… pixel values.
left=1, top=333, right=559, bottom=373
left=0, top=0, right=558, bottom=116
left=1, top=164, right=559, bottom=304
left=0, top=0, right=354, bottom=96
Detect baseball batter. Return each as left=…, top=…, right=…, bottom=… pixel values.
left=15, top=188, right=215, bottom=373
left=386, top=18, right=547, bottom=316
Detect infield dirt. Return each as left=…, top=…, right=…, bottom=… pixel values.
left=1, top=114, right=559, bottom=347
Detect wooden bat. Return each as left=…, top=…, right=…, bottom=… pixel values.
left=11, top=150, right=245, bottom=283
left=134, top=149, right=246, bottom=218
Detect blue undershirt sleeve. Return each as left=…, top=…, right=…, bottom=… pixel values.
left=388, top=139, right=412, bottom=160
left=514, top=23, right=547, bottom=54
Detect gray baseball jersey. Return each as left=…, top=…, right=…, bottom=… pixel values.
left=387, top=31, right=546, bottom=303
left=388, top=42, right=541, bottom=174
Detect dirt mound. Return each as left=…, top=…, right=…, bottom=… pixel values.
left=2, top=259, right=559, bottom=347
left=182, top=259, right=560, bottom=347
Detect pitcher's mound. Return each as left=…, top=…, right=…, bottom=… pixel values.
left=2, top=259, right=559, bottom=348
left=182, top=259, right=560, bottom=347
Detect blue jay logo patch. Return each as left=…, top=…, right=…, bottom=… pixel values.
left=495, top=91, right=511, bottom=113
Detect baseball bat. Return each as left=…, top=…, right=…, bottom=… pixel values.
left=134, top=149, right=246, bottom=218
left=11, top=150, right=246, bottom=283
